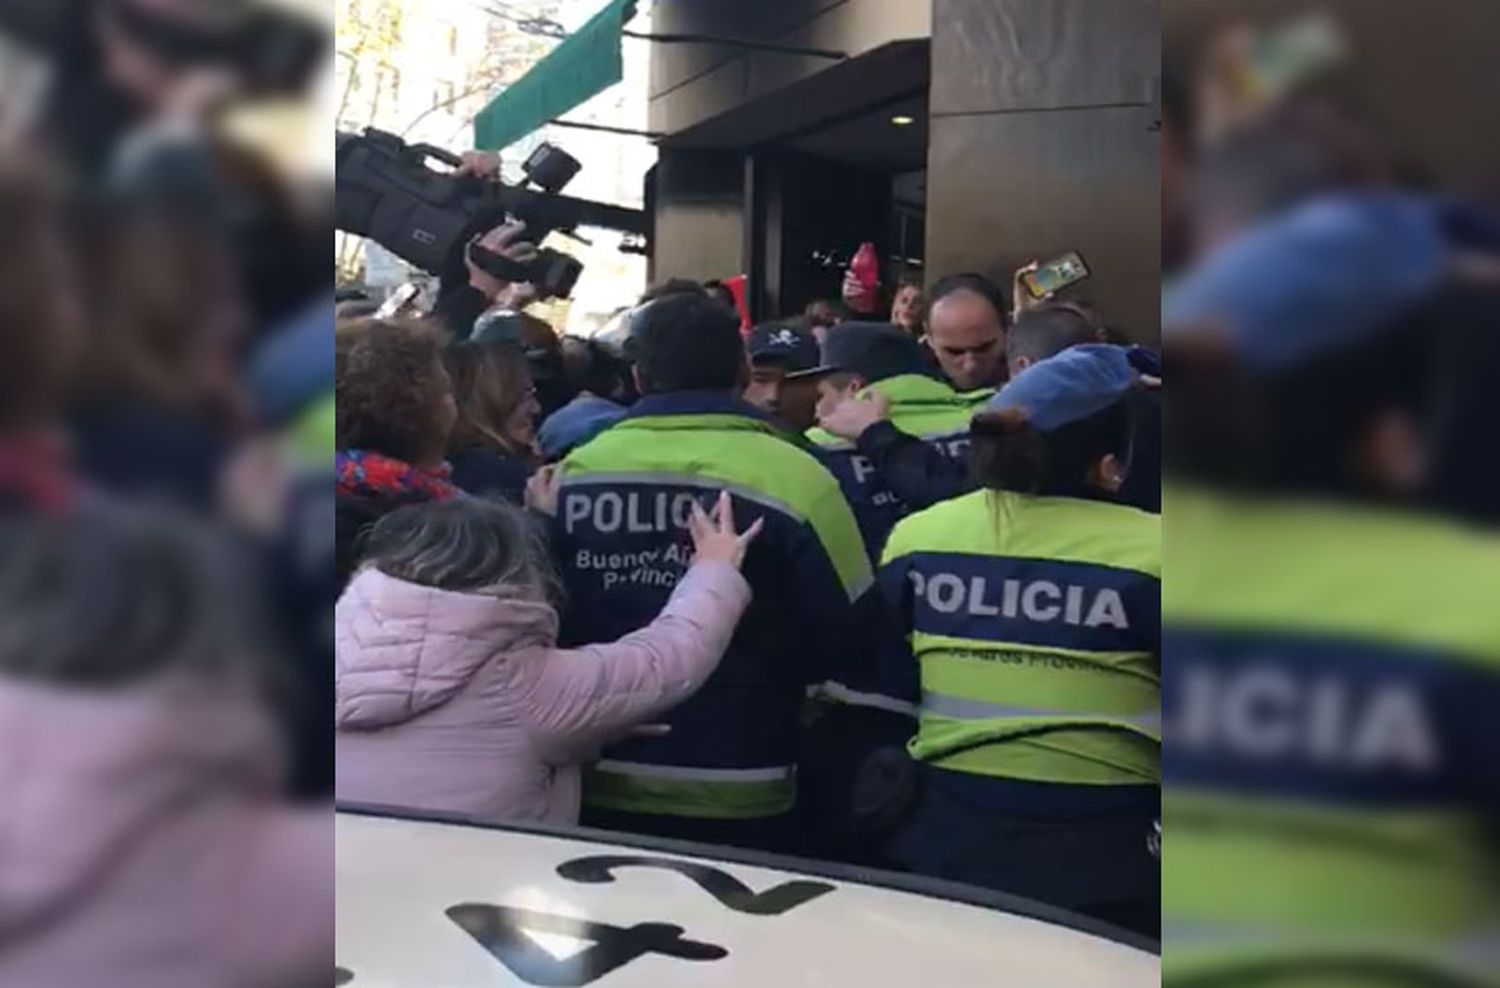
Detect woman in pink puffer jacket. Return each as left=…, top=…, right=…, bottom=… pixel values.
left=0, top=506, right=329, bottom=988
left=335, top=486, right=760, bottom=824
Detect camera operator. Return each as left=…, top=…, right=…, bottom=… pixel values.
left=420, top=149, right=552, bottom=341
left=433, top=218, right=543, bottom=342
left=337, top=128, right=600, bottom=346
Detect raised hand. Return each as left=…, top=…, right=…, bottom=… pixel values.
left=687, top=491, right=764, bottom=569
left=466, top=220, right=539, bottom=301
left=525, top=464, right=564, bottom=517
left=818, top=389, right=891, bottom=442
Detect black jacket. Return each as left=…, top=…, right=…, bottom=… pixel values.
left=434, top=281, right=490, bottom=339
left=853, top=421, right=972, bottom=512
left=447, top=444, right=532, bottom=503
left=853, top=389, right=1162, bottom=514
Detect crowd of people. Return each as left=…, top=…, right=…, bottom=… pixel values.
left=7, top=1, right=1496, bottom=983
left=333, top=221, right=1165, bottom=935
left=0, top=2, right=334, bottom=984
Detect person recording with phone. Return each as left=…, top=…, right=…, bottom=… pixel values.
left=918, top=256, right=1089, bottom=394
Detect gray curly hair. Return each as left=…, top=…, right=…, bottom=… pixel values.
left=358, top=498, right=561, bottom=603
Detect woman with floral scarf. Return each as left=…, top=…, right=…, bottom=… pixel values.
left=334, top=317, right=460, bottom=587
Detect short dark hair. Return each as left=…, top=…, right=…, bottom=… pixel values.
left=638, top=278, right=708, bottom=305
left=1006, top=306, right=1097, bottom=365
left=561, top=335, right=633, bottom=401
left=970, top=402, right=1129, bottom=498
left=703, top=280, right=737, bottom=309
left=630, top=293, right=745, bottom=394
left=928, top=272, right=1010, bottom=328
left=802, top=298, right=843, bottom=328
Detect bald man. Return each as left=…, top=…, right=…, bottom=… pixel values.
left=924, top=273, right=1010, bottom=392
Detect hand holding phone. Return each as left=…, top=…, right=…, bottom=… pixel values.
left=1020, top=251, right=1090, bottom=301
left=375, top=282, right=422, bottom=319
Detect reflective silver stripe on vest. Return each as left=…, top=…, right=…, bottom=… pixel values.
left=811, top=680, right=919, bottom=717
left=920, top=691, right=1162, bottom=733
left=593, top=760, right=796, bottom=783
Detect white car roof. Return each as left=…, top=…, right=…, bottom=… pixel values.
left=337, top=807, right=1158, bottom=987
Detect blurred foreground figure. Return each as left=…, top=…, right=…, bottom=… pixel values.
left=0, top=0, right=321, bottom=177
left=68, top=203, right=247, bottom=508
left=0, top=157, right=82, bottom=514
left=1162, top=192, right=1500, bottom=983
left=0, top=0, right=330, bottom=332
left=0, top=505, right=330, bottom=987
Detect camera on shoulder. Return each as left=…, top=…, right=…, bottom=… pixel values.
left=335, top=128, right=587, bottom=300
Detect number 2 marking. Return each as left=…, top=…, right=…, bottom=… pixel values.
left=556, top=855, right=835, bottom=916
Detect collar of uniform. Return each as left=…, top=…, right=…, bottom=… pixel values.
left=622, top=390, right=776, bottom=425
left=868, top=373, right=990, bottom=407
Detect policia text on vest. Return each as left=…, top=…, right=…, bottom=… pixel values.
left=878, top=490, right=1161, bottom=787
left=552, top=393, right=872, bottom=847
left=858, top=488, right=1161, bottom=931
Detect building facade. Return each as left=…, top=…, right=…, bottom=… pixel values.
left=645, top=0, right=1161, bottom=340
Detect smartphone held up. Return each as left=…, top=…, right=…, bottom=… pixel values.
left=1021, top=251, right=1091, bottom=300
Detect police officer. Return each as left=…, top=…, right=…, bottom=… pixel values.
left=552, top=292, right=872, bottom=853
left=870, top=345, right=1161, bottom=934
left=1162, top=194, right=1500, bottom=981
left=806, top=323, right=989, bottom=561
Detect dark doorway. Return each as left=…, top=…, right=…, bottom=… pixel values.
left=761, top=91, right=929, bottom=319
left=775, top=153, right=892, bottom=318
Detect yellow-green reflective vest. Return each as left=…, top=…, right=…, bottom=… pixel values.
left=881, top=489, right=1161, bottom=786
left=1163, top=486, right=1500, bottom=983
